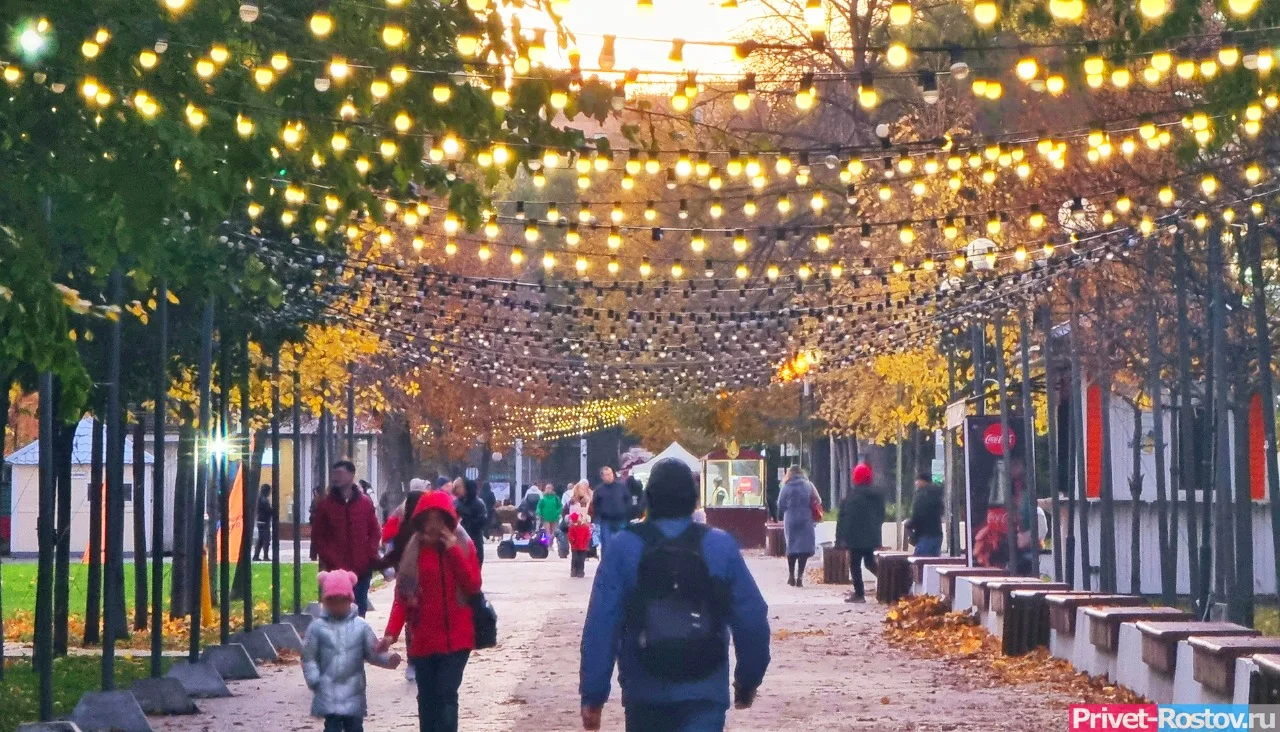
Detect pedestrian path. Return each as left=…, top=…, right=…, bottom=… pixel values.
left=150, top=551, right=1080, bottom=731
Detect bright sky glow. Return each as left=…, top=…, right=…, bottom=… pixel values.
left=527, top=0, right=752, bottom=78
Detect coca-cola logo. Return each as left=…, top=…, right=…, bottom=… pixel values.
left=983, top=423, right=1016, bottom=455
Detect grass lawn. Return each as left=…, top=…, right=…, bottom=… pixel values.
left=0, top=560, right=318, bottom=618
left=0, top=655, right=171, bottom=732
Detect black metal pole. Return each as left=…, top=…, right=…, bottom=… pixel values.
left=945, top=341, right=960, bottom=557
left=218, top=328, right=231, bottom=644
left=1174, top=231, right=1199, bottom=601
left=994, top=314, right=1018, bottom=573
left=1207, top=224, right=1231, bottom=618
left=271, top=348, right=282, bottom=623
left=190, top=298, right=214, bottom=662
left=1019, top=306, right=1039, bottom=573
left=151, top=281, right=167, bottom=676
left=1069, top=291, right=1091, bottom=590
left=35, top=372, right=55, bottom=720
left=103, top=268, right=125, bottom=690
left=346, top=365, right=356, bottom=460
left=972, top=321, right=986, bottom=416
left=1149, top=295, right=1174, bottom=606
left=292, top=369, right=303, bottom=615
left=85, top=418, right=103, bottom=646
left=1042, top=304, right=1063, bottom=582
left=239, top=331, right=253, bottom=632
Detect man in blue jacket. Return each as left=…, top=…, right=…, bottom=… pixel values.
left=580, top=459, right=771, bottom=732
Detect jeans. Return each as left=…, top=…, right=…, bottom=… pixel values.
left=913, top=534, right=943, bottom=557
left=353, top=572, right=372, bottom=617
left=253, top=521, right=271, bottom=560
left=849, top=548, right=878, bottom=598
left=323, top=715, right=363, bottom=732
left=624, top=701, right=726, bottom=732
left=597, top=520, right=627, bottom=555
left=412, top=651, right=470, bottom=732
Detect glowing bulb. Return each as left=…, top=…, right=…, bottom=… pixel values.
left=1139, top=0, right=1168, bottom=19
left=310, top=11, right=334, bottom=37
left=888, top=0, right=912, bottom=25
left=972, top=0, right=998, bottom=25
left=1016, top=57, right=1038, bottom=81
left=886, top=43, right=909, bottom=69
left=433, top=84, right=452, bottom=103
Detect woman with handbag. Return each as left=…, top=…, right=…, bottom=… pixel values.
left=377, top=490, right=483, bottom=732
left=776, top=465, right=821, bottom=588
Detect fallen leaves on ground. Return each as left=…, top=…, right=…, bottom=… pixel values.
left=882, top=595, right=1146, bottom=705
left=774, top=628, right=828, bottom=641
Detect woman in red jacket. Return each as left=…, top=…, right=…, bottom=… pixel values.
left=378, top=490, right=481, bottom=732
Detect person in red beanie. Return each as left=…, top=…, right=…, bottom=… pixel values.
left=834, top=462, right=885, bottom=603
left=377, top=490, right=482, bottom=732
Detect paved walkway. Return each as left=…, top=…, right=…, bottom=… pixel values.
left=151, top=550, right=1079, bottom=731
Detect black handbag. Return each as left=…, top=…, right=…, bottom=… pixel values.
left=470, top=592, right=497, bottom=650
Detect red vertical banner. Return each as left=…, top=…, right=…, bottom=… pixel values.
left=1086, top=384, right=1103, bottom=499
left=1250, top=393, right=1266, bottom=501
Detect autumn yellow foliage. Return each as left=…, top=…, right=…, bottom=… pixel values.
left=816, top=349, right=950, bottom=443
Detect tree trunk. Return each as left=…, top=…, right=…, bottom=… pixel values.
left=1129, top=402, right=1143, bottom=596
left=34, top=374, right=55, bottom=720
left=170, top=417, right=194, bottom=619
left=0, top=375, right=10, bottom=679
left=132, top=418, right=148, bottom=631
left=84, top=418, right=104, bottom=645
left=103, top=267, right=129, bottom=689
left=1149, top=301, right=1175, bottom=605
left=52, top=409, right=75, bottom=657
left=1174, top=231, right=1199, bottom=602
left=1069, top=295, right=1091, bottom=590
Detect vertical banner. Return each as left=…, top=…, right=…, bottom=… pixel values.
left=964, top=415, right=1029, bottom=569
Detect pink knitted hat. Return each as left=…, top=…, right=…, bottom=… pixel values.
left=318, top=570, right=357, bottom=601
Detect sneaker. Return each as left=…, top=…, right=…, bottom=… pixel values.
left=787, top=576, right=796, bottom=586
left=845, top=594, right=866, bottom=604
left=406, top=664, right=416, bottom=682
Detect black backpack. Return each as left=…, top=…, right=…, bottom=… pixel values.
left=625, top=522, right=728, bottom=682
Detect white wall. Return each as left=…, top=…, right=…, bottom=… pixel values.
left=9, top=463, right=154, bottom=557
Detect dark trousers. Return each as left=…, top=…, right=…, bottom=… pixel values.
left=353, top=572, right=372, bottom=617
left=473, top=535, right=485, bottom=567
left=323, top=715, right=363, bottom=732
left=412, top=650, right=470, bottom=732
left=253, top=521, right=271, bottom=560
left=624, top=701, right=726, bottom=732
left=570, top=550, right=586, bottom=577
left=849, top=548, right=877, bottom=598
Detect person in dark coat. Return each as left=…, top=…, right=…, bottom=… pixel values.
left=834, top=463, right=885, bottom=603
left=454, top=477, right=489, bottom=566
left=591, top=467, right=630, bottom=555
left=479, top=482, right=497, bottom=539
left=907, top=474, right=945, bottom=557
left=253, top=484, right=275, bottom=561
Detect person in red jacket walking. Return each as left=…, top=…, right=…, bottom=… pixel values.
left=567, top=504, right=593, bottom=578
left=312, top=460, right=382, bottom=617
left=377, top=490, right=482, bottom=732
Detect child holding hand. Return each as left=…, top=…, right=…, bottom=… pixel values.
left=302, top=570, right=402, bottom=732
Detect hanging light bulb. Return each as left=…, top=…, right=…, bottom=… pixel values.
left=671, top=260, right=684, bottom=279
left=1228, top=0, right=1257, bottom=16
left=1016, top=55, right=1039, bottom=81
left=310, top=9, right=334, bottom=37
left=888, top=0, right=912, bottom=25
left=886, top=42, right=910, bottom=69
left=1138, top=0, right=1168, bottom=19
left=972, top=0, right=998, bottom=25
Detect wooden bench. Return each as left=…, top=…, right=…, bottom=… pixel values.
left=873, top=551, right=912, bottom=604
left=1047, top=594, right=1146, bottom=635
left=1087, top=606, right=1191, bottom=653
left=934, top=566, right=1009, bottom=609
left=908, top=556, right=965, bottom=587
left=1138, top=622, right=1258, bottom=675
left=1248, top=654, right=1280, bottom=704
left=1190, top=636, right=1280, bottom=696
left=963, top=575, right=1024, bottom=613
left=999, top=585, right=1071, bottom=656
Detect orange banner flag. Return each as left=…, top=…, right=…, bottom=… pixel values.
left=213, top=464, right=245, bottom=564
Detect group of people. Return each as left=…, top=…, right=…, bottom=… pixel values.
left=300, top=457, right=772, bottom=732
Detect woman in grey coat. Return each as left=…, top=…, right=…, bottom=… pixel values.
left=777, top=465, right=820, bottom=587
left=303, top=570, right=401, bottom=732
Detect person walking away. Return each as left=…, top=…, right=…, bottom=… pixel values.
left=591, top=467, right=630, bottom=555
left=580, top=459, right=771, bottom=732
left=568, top=506, right=593, bottom=578
left=378, top=491, right=482, bottom=732
left=302, top=570, right=402, bottom=732
left=312, top=460, right=382, bottom=616
left=454, top=477, right=489, bottom=566
left=254, top=484, right=275, bottom=561
left=480, top=482, right=497, bottom=540
left=907, top=473, right=945, bottom=558
left=376, top=489, right=425, bottom=682
left=625, top=475, right=648, bottom=521
left=775, top=466, right=819, bottom=588
left=835, top=463, right=885, bottom=603
left=538, top=486, right=563, bottom=540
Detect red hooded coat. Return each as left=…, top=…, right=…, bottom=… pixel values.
left=384, top=491, right=482, bottom=657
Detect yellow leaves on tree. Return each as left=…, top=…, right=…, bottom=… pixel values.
left=166, top=324, right=385, bottom=428
left=816, top=348, right=949, bottom=443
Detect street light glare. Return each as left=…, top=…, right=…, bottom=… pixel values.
left=19, top=28, right=46, bottom=56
